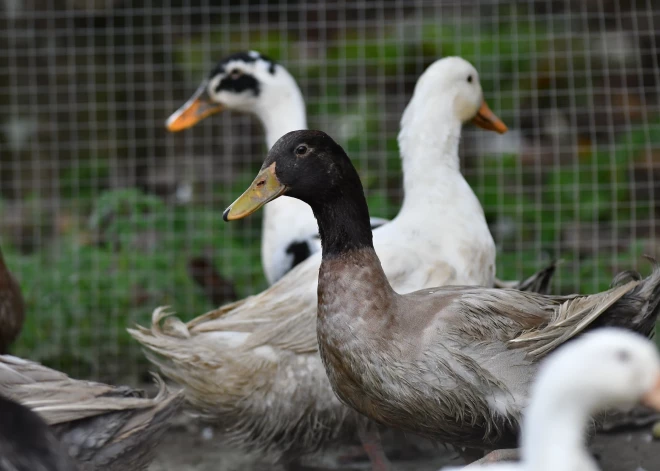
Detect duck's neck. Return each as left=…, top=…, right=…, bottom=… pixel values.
left=522, top=391, right=596, bottom=470
left=256, top=72, right=308, bottom=149
left=309, top=187, right=374, bottom=260
left=397, top=96, right=464, bottom=216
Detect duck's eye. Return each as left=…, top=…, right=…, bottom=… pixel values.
left=295, top=145, right=308, bottom=156
left=229, top=69, right=243, bottom=79
left=616, top=350, right=631, bottom=363
left=467, top=75, right=473, bottom=83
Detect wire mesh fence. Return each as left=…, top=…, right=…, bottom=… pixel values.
left=1, top=0, right=659, bottom=381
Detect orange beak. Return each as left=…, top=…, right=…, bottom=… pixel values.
left=471, top=101, right=508, bottom=134
left=641, top=375, right=660, bottom=411
left=166, top=83, right=224, bottom=132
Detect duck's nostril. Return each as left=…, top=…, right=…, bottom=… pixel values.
left=256, top=180, right=266, bottom=188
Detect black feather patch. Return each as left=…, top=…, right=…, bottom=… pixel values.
left=286, top=240, right=312, bottom=269
left=214, top=73, right=261, bottom=96
left=208, top=51, right=277, bottom=78
left=208, top=51, right=280, bottom=97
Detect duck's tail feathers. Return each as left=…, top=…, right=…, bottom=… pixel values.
left=513, top=258, right=660, bottom=358
left=127, top=307, right=232, bottom=407
left=127, top=307, right=201, bottom=364
left=595, top=256, right=660, bottom=337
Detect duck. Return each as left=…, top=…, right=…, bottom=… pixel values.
left=166, top=50, right=388, bottom=284
left=131, top=56, right=515, bottom=466
left=0, top=355, right=183, bottom=470
left=0, top=392, right=79, bottom=471
left=441, top=328, right=660, bottom=471
left=222, top=128, right=660, bottom=457
left=167, top=50, right=554, bottom=291
left=0, top=244, right=26, bottom=354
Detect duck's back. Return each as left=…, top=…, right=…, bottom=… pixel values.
left=0, top=394, right=79, bottom=471
left=372, top=178, right=495, bottom=293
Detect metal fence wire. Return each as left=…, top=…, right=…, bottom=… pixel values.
left=1, top=0, right=659, bottom=380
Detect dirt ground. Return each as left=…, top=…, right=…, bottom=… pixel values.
left=148, top=412, right=660, bottom=471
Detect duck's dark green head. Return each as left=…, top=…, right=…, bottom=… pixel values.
left=223, top=130, right=361, bottom=221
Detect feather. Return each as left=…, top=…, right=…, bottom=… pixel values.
left=0, top=356, right=182, bottom=470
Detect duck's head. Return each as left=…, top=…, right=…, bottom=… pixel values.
left=536, top=328, right=660, bottom=412
left=404, top=56, right=508, bottom=134
left=166, top=51, right=301, bottom=131
left=223, top=130, right=359, bottom=221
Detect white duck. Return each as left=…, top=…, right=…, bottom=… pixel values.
left=443, top=328, right=660, bottom=471
left=167, top=50, right=388, bottom=284
left=131, top=56, right=507, bottom=466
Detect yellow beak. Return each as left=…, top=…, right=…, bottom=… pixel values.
left=166, top=83, right=224, bottom=132
left=223, top=163, right=288, bottom=221
left=471, top=101, right=508, bottom=134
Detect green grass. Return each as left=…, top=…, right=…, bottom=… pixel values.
left=6, top=176, right=267, bottom=380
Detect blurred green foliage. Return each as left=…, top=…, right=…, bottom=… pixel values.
left=5, top=8, right=660, bottom=378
